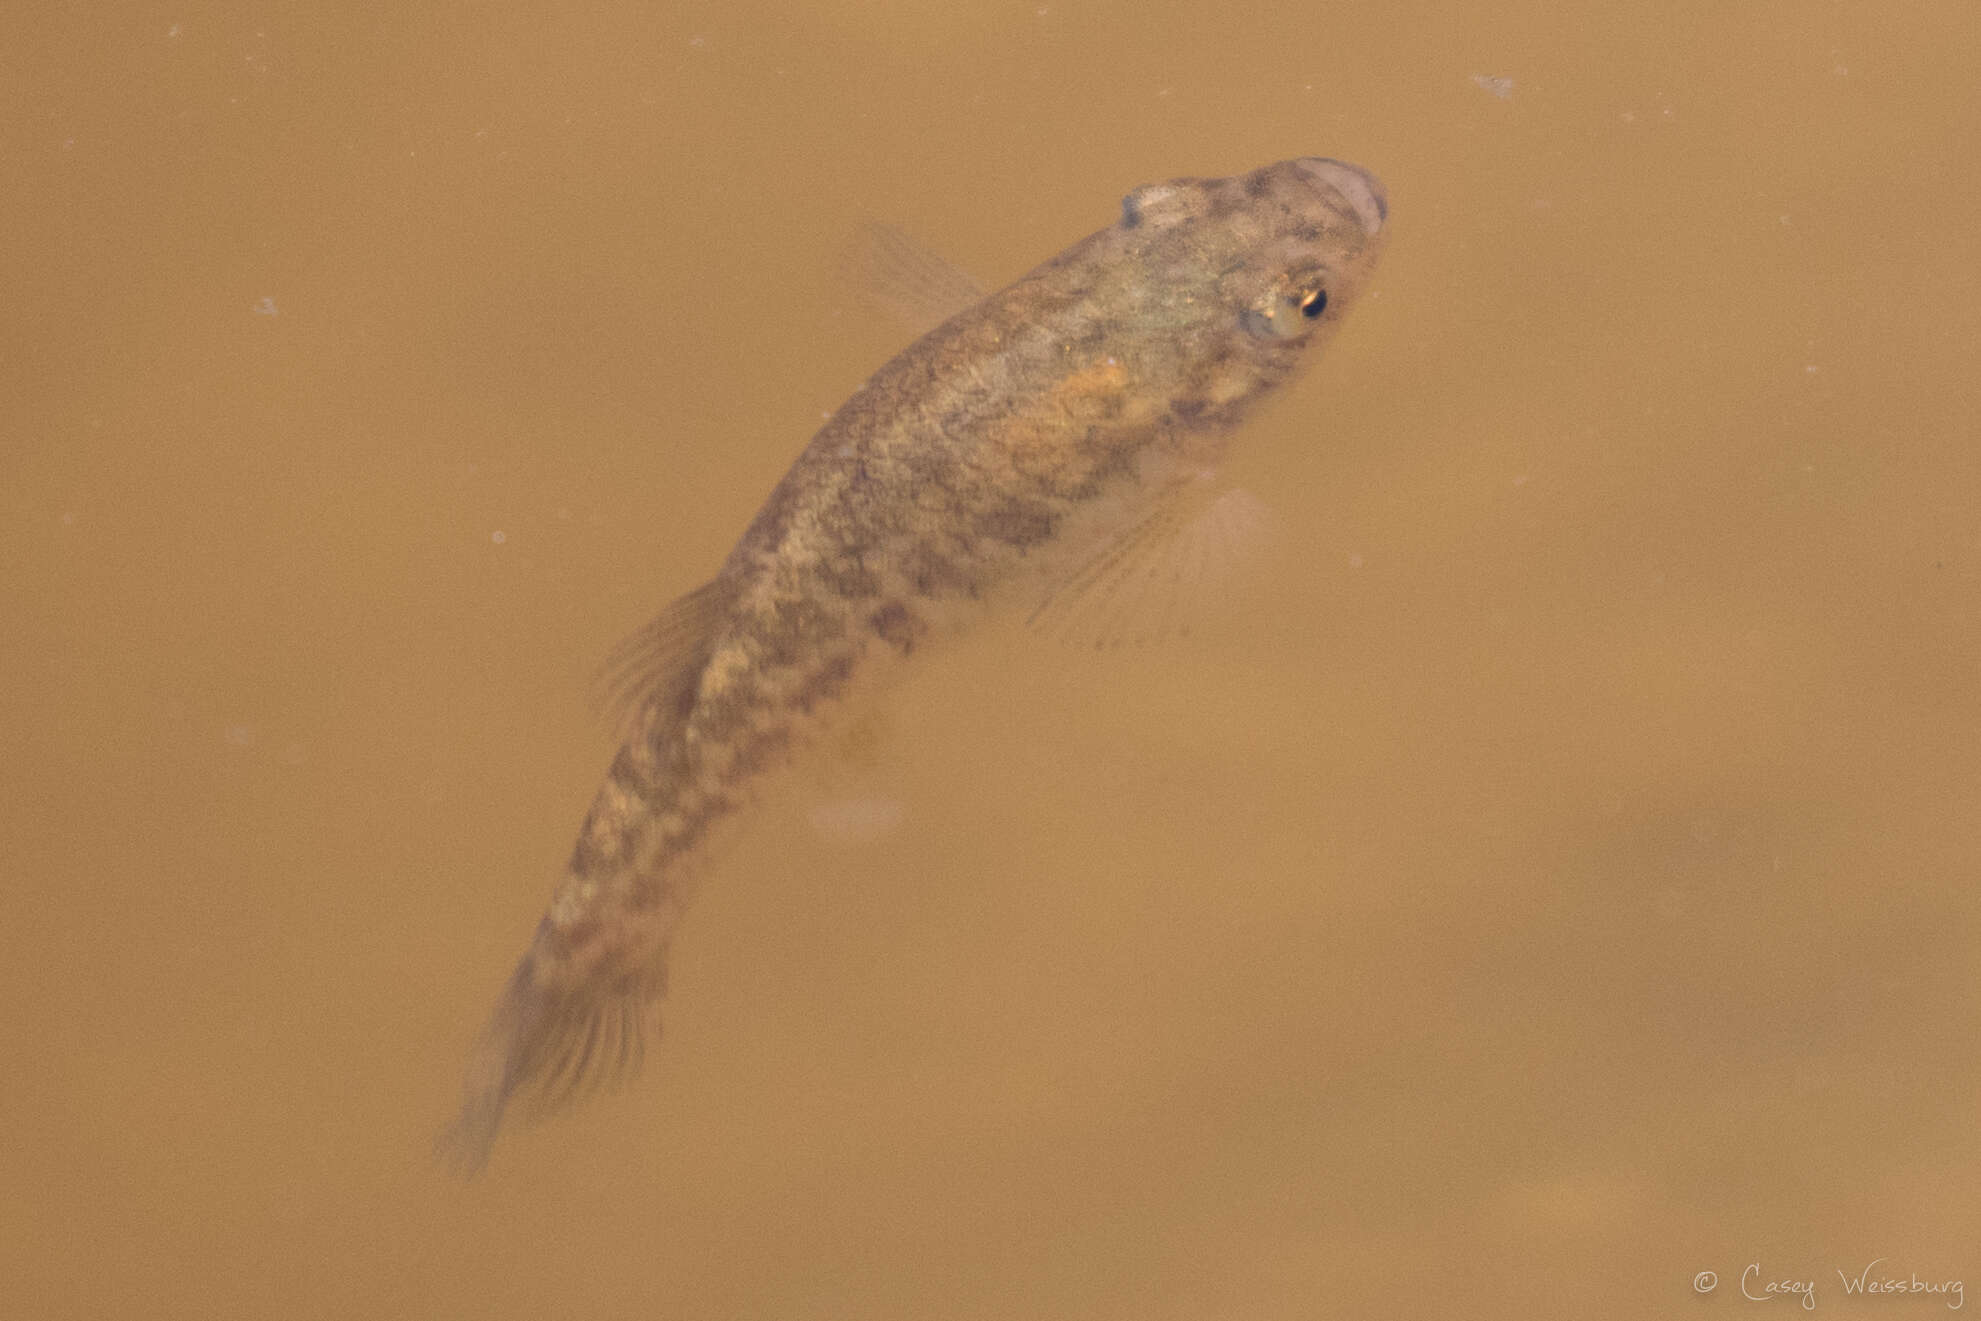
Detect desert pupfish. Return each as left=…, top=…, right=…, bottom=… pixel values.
left=440, top=156, right=1388, bottom=1171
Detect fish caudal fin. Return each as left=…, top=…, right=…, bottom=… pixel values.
left=435, top=931, right=660, bottom=1176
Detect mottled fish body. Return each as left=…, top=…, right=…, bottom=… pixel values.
left=442, top=157, right=1388, bottom=1170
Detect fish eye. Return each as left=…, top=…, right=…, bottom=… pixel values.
left=1241, top=283, right=1329, bottom=341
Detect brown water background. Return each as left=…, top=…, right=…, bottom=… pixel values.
left=6, top=3, right=1980, bottom=1317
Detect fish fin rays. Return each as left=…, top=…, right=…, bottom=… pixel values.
left=1027, top=482, right=1275, bottom=649
left=590, top=577, right=735, bottom=741
left=846, top=222, right=988, bottom=338
left=435, top=935, right=665, bottom=1177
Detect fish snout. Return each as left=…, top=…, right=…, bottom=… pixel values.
left=1296, top=157, right=1387, bottom=234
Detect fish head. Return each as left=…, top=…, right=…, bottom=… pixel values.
left=1059, top=156, right=1388, bottom=431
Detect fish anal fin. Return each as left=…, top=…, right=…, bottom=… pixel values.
left=1027, top=481, right=1274, bottom=650
left=846, top=222, right=988, bottom=339
left=590, top=577, right=734, bottom=741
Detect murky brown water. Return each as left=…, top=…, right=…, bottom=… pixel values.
left=7, top=3, right=1979, bottom=1318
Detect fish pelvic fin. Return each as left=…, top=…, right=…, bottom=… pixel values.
left=435, top=926, right=663, bottom=1177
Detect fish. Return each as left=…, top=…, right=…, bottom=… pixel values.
left=438, top=155, right=1389, bottom=1172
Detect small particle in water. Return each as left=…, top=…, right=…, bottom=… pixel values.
left=225, top=724, right=257, bottom=747
left=1511, top=473, right=1531, bottom=488
left=281, top=742, right=309, bottom=766
left=688, top=35, right=706, bottom=48
left=491, top=530, right=507, bottom=544
left=60, top=511, right=75, bottom=526
left=252, top=296, right=278, bottom=316
left=1804, top=364, right=1819, bottom=374
left=1348, top=552, right=1365, bottom=569
left=806, top=796, right=906, bottom=844
left=167, top=23, right=181, bottom=38
left=1471, top=73, right=1514, bottom=100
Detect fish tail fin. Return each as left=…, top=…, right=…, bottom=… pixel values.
left=435, top=925, right=659, bottom=1176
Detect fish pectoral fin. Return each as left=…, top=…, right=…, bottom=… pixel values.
left=590, top=576, right=735, bottom=741
left=1027, top=480, right=1275, bottom=650
left=846, top=221, right=988, bottom=338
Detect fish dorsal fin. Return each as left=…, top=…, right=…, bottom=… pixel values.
left=847, top=222, right=988, bottom=338
left=590, top=577, right=735, bottom=740
left=1027, top=480, right=1274, bottom=650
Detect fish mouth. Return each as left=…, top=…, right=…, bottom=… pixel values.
left=1295, top=157, right=1388, bottom=233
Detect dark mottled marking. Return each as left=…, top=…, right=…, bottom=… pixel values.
left=816, top=552, right=882, bottom=600
left=790, top=651, right=856, bottom=715
left=974, top=497, right=1059, bottom=548
left=567, top=824, right=608, bottom=876
left=724, top=722, right=794, bottom=784
left=901, top=541, right=980, bottom=598
left=868, top=600, right=926, bottom=655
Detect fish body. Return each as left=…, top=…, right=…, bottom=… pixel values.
left=442, top=156, right=1388, bottom=1170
